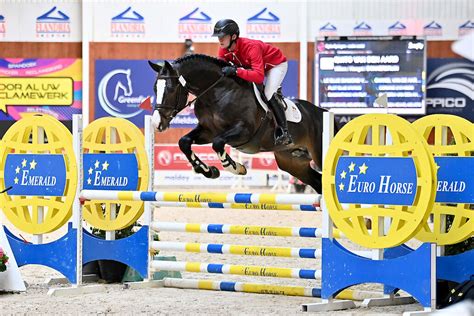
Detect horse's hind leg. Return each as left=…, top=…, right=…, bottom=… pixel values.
left=178, top=125, right=220, bottom=179
left=212, top=124, right=247, bottom=175
left=274, top=150, right=322, bottom=194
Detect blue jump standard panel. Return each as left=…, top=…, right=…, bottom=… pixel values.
left=83, top=225, right=149, bottom=278
left=321, top=238, right=434, bottom=308
left=4, top=224, right=151, bottom=284
left=385, top=245, right=474, bottom=284
left=4, top=225, right=78, bottom=284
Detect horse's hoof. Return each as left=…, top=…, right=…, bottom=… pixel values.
left=238, top=164, right=247, bottom=175
left=209, top=166, right=220, bottom=179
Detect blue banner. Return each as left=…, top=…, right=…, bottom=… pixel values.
left=5, top=154, right=66, bottom=196
left=335, top=157, right=417, bottom=205
left=83, top=154, right=139, bottom=191
left=95, top=60, right=154, bottom=128
left=95, top=59, right=299, bottom=128
left=425, top=58, right=474, bottom=122
left=435, top=157, right=474, bottom=203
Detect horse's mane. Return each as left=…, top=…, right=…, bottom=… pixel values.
left=173, top=54, right=250, bottom=87
left=173, top=54, right=231, bottom=68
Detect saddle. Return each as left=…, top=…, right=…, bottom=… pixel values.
left=252, top=84, right=302, bottom=123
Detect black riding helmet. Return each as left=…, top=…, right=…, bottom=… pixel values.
left=212, top=19, right=240, bottom=38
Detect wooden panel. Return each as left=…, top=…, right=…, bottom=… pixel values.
left=427, top=41, right=462, bottom=58
left=0, top=42, right=81, bottom=58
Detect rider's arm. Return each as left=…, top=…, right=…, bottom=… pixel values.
left=217, top=47, right=226, bottom=60
left=236, top=46, right=265, bottom=84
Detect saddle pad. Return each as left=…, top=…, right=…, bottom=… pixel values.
left=252, top=83, right=302, bottom=123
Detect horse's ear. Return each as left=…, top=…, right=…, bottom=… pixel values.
left=164, top=60, right=174, bottom=72
left=148, top=60, right=163, bottom=73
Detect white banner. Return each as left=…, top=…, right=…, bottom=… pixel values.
left=0, top=1, right=471, bottom=42
left=0, top=2, right=81, bottom=42
left=310, top=19, right=473, bottom=41
left=154, top=171, right=267, bottom=187
left=91, top=2, right=300, bottom=43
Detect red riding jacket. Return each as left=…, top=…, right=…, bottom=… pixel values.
left=218, top=37, right=287, bottom=85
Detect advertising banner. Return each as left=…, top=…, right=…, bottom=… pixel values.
left=311, top=19, right=474, bottom=41
left=95, top=59, right=298, bottom=128
left=0, top=58, right=82, bottom=121
left=0, top=2, right=81, bottom=42
left=425, top=58, right=473, bottom=122
left=92, top=3, right=299, bottom=42
left=154, top=144, right=279, bottom=186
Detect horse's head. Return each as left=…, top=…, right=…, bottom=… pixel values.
left=148, top=60, right=189, bottom=132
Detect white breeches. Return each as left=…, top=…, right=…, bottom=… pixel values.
left=264, top=61, right=288, bottom=101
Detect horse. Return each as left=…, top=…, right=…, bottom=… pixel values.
left=148, top=54, right=326, bottom=193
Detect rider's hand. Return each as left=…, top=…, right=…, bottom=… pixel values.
left=222, top=66, right=237, bottom=77
left=152, top=110, right=161, bottom=130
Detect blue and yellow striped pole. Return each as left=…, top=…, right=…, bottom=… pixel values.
left=81, top=190, right=321, bottom=206
left=163, top=278, right=383, bottom=300
left=151, top=222, right=346, bottom=238
left=152, top=241, right=321, bottom=259
left=153, top=201, right=320, bottom=211
left=152, top=260, right=321, bottom=279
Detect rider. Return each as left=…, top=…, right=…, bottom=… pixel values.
left=212, top=19, right=293, bottom=146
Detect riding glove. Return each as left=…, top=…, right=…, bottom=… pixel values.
left=222, top=66, right=237, bottom=76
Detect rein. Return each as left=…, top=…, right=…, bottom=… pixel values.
left=157, top=74, right=225, bottom=118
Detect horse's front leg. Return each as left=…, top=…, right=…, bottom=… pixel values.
left=178, top=125, right=220, bottom=179
left=212, top=124, right=247, bottom=176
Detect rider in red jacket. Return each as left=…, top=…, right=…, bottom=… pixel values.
left=212, top=19, right=293, bottom=146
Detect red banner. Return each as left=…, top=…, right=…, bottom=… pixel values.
left=154, top=145, right=278, bottom=171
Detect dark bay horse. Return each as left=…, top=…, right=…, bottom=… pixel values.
left=148, top=54, right=325, bottom=193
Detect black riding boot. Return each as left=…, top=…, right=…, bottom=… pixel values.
left=268, top=94, right=293, bottom=146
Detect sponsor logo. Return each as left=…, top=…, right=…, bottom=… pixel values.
left=353, top=21, right=372, bottom=36
left=0, top=14, right=5, bottom=37
left=4, top=154, right=67, bottom=196
left=111, top=6, right=145, bottom=38
left=427, top=62, right=474, bottom=101
left=319, top=22, right=337, bottom=36
left=459, top=20, right=474, bottom=36
left=246, top=8, right=280, bottom=39
left=423, top=21, right=442, bottom=36
left=157, top=150, right=172, bottom=167
left=83, top=154, right=139, bottom=190
left=178, top=7, right=212, bottom=39
left=97, top=68, right=147, bottom=119
left=426, top=61, right=473, bottom=115
left=388, top=21, right=407, bottom=35
left=36, top=6, right=70, bottom=38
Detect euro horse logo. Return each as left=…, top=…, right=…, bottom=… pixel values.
left=178, top=7, right=212, bottom=39
left=36, top=6, right=70, bottom=38
left=246, top=8, right=281, bottom=39
left=97, top=68, right=145, bottom=119
left=111, top=7, right=145, bottom=38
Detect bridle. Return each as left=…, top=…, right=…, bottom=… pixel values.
left=155, top=73, right=224, bottom=120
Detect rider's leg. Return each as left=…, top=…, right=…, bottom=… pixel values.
left=178, top=124, right=220, bottom=179
left=264, top=62, right=293, bottom=146
left=212, top=122, right=248, bottom=175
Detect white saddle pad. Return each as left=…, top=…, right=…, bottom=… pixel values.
left=252, top=83, right=302, bottom=123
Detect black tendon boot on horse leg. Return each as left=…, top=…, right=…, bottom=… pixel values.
left=268, top=93, right=293, bottom=146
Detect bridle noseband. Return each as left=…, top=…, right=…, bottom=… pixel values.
left=155, top=73, right=224, bottom=120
